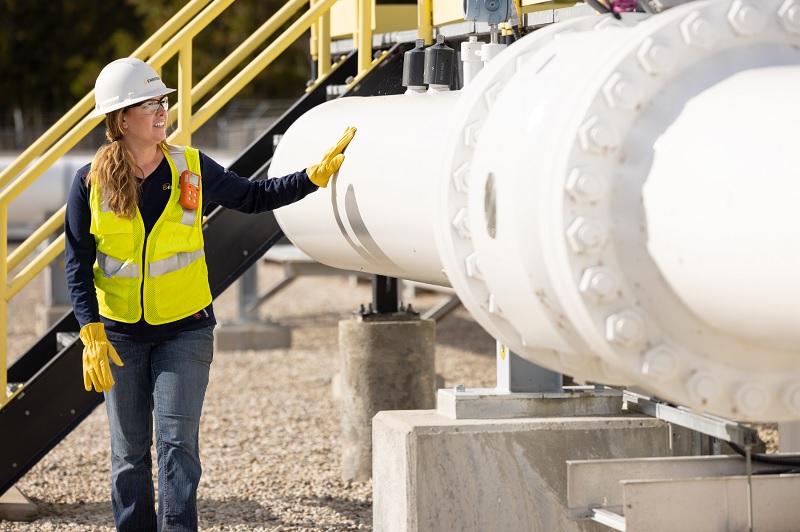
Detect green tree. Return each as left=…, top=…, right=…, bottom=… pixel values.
left=0, top=0, right=311, bottom=120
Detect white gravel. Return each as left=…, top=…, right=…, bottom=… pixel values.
left=2, top=255, right=496, bottom=531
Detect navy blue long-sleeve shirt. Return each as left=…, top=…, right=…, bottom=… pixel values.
left=64, top=150, right=317, bottom=342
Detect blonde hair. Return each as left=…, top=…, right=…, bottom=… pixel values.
left=86, top=108, right=170, bottom=219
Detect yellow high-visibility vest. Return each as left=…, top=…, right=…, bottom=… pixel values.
left=88, top=145, right=212, bottom=324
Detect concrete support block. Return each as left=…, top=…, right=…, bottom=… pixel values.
left=214, top=321, right=291, bottom=351
left=437, top=386, right=623, bottom=419
left=373, top=410, right=693, bottom=532
left=339, top=316, right=436, bottom=482
left=0, top=487, right=37, bottom=522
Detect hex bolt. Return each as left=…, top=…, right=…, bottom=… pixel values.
left=605, top=310, right=645, bottom=347
left=728, top=1, right=767, bottom=36
left=680, top=13, right=719, bottom=49
left=783, top=384, right=800, bottom=415
left=687, top=371, right=722, bottom=406
left=734, top=384, right=770, bottom=416
left=637, top=38, right=675, bottom=75
left=579, top=267, right=620, bottom=303
left=452, top=207, right=471, bottom=239
left=464, top=252, right=482, bottom=279
left=602, top=72, right=644, bottom=110
left=566, top=217, right=609, bottom=254
left=641, top=345, right=679, bottom=381
left=778, top=0, right=800, bottom=34
left=578, top=116, right=619, bottom=155
left=452, top=162, right=470, bottom=193
left=566, top=169, right=607, bottom=204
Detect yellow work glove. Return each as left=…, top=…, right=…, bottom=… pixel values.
left=79, top=322, right=124, bottom=393
left=306, top=126, right=357, bottom=188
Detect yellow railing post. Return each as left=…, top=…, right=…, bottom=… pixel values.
left=317, top=3, right=332, bottom=80
left=418, top=0, right=434, bottom=45
left=171, top=45, right=194, bottom=146
left=356, top=0, right=374, bottom=74
left=1, top=206, right=7, bottom=407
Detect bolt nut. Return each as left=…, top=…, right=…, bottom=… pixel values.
left=566, top=169, right=607, bottom=204
left=680, top=12, right=719, bottom=49
left=452, top=162, right=470, bottom=194
left=687, top=371, right=722, bottom=406
left=637, top=38, right=675, bottom=76
left=778, top=0, right=800, bottom=34
left=579, top=267, right=620, bottom=304
left=578, top=116, right=619, bottom=155
left=463, top=120, right=483, bottom=149
left=452, top=207, right=471, bottom=239
left=566, top=217, right=609, bottom=254
left=728, top=1, right=767, bottom=36
left=464, top=253, right=482, bottom=280
left=783, top=384, right=800, bottom=415
left=602, top=72, right=643, bottom=110
left=605, top=310, right=645, bottom=347
left=641, top=345, right=679, bottom=381
left=734, top=384, right=770, bottom=416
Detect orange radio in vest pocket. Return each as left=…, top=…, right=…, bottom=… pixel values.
left=179, top=170, right=201, bottom=210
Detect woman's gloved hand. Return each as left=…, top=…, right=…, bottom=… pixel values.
left=306, top=126, right=357, bottom=188
left=79, top=322, right=124, bottom=392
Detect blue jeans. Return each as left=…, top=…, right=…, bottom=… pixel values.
left=104, top=326, right=215, bottom=532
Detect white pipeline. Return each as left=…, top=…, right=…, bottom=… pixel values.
left=270, top=0, right=800, bottom=422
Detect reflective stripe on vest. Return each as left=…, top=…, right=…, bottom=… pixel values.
left=97, top=250, right=140, bottom=279
left=148, top=249, right=205, bottom=277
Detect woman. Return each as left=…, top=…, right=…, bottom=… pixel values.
left=64, top=57, right=355, bottom=531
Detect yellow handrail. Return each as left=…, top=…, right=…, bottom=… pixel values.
left=1, top=0, right=374, bottom=408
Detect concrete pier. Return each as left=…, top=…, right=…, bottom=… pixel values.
left=339, top=315, right=436, bottom=482
left=372, top=409, right=693, bottom=532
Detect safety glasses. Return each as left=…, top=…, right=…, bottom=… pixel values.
left=131, top=96, right=169, bottom=114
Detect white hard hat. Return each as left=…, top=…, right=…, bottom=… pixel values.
left=90, top=58, right=176, bottom=118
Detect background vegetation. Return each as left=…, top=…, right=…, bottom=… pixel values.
left=0, top=0, right=312, bottom=124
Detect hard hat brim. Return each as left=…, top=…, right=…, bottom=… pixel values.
left=88, top=87, right=177, bottom=119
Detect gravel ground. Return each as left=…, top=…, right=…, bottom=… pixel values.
left=2, top=253, right=496, bottom=531
left=1, top=246, right=778, bottom=531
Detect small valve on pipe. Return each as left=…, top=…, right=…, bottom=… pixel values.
left=402, top=39, right=427, bottom=93
left=424, top=35, right=455, bottom=91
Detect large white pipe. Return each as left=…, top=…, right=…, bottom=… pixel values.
left=270, top=92, right=460, bottom=286
left=271, top=0, right=800, bottom=422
